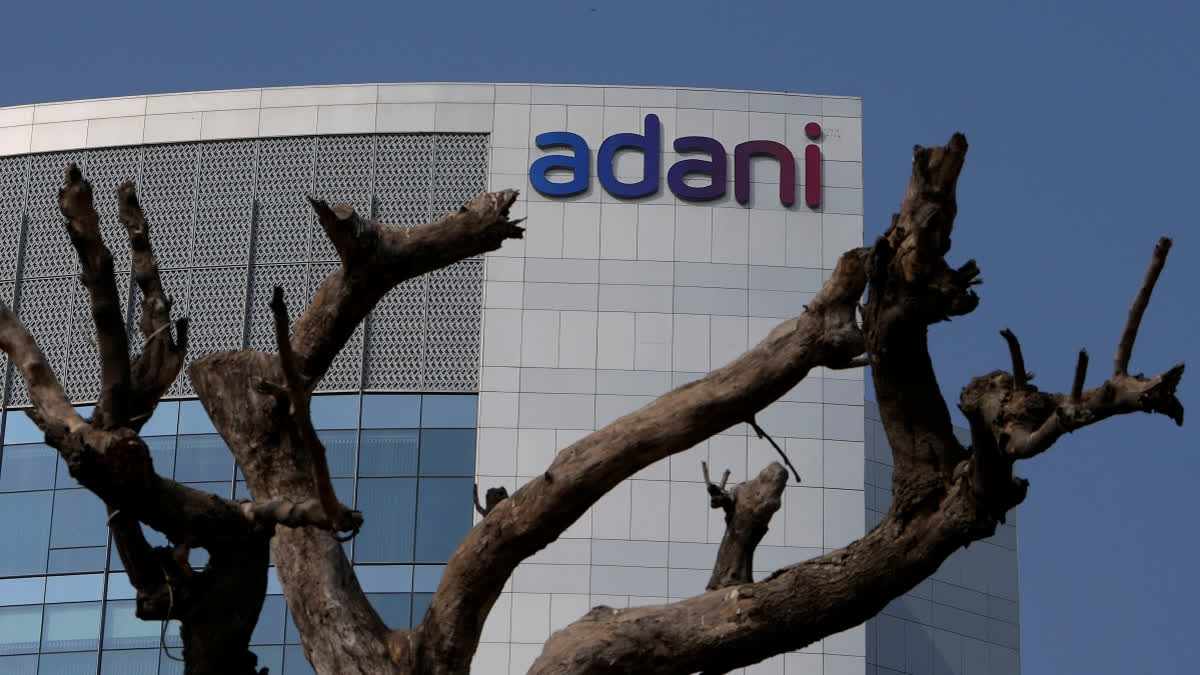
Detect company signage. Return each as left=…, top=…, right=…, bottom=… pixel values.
left=529, top=114, right=822, bottom=207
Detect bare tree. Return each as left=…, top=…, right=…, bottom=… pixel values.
left=0, top=133, right=1183, bottom=674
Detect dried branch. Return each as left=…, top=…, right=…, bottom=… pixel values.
left=1071, top=349, right=1089, bottom=404
left=705, top=462, right=788, bottom=590
left=1114, top=237, right=1172, bottom=376
left=999, top=328, right=1029, bottom=389
left=269, top=286, right=361, bottom=534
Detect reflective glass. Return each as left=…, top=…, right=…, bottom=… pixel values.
left=2, top=411, right=43, bottom=445
left=100, top=649, right=159, bottom=674
left=311, top=395, right=359, bottom=430
left=366, top=593, right=411, bottom=629
left=0, top=443, right=56, bottom=491
left=253, top=645, right=283, bottom=674
left=48, top=547, right=107, bottom=574
left=414, top=478, right=472, bottom=562
left=358, top=430, right=418, bottom=477
left=251, top=596, right=286, bottom=646
left=175, top=435, right=234, bottom=482
left=420, top=395, right=477, bottom=428
left=360, top=395, right=420, bottom=429
left=0, top=604, right=41, bottom=654
left=50, top=489, right=108, bottom=549
left=102, top=600, right=160, bottom=650
left=0, top=491, right=52, bottom=576
left=284, top=609, right=301, bottom=645
left=0, top=654, right=36, bottom=673
left=159, top=651, right=185, bottom=674
left=354, top=478, right=416, bottom=563
left=55, top=455, right=80, bottom=489
left=108, top=524, right=167, bottom=573
left=139, top=401, right=179, bottom=438
left=418, top=430, right=475, bottom=476
left=283, top=645, right=315, bottom=675
left=0, top=577, right=45, bottom=606
left=41, top=601, right=101, bottom=652
left=145, top=436, right=176, bottom=480
left=36, top=651, right=96, bottom=673
left=177, top=400, right=217, bottom=435
left=316, top=430, right=356, bottom=478
left=411, top=592, right=434, bottom=627
left=412, top=565, right=445, bottom=593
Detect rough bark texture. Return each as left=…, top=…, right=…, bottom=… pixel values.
left=0, top=135, right=1183, bottom=674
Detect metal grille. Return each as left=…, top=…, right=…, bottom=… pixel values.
left=2, top=133, right=487, bottom=402
left=0, top=155, right=27, bottom=281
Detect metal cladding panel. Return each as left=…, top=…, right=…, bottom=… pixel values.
left=0, top=133, right=488, bottom=404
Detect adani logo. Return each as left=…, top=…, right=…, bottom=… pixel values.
left=529, top=114, right=822, bottom=207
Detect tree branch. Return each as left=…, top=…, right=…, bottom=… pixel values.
left=705, top=462, right=788, bottom=590
left=1114, top=237, right=1171, bottom=377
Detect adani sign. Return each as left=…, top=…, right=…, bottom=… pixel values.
left=529, top=114, right=822, bottom=207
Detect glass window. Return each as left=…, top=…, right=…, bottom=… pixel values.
left=353, top=565, right=412, bottom=593
left=358, top=430, right=418, bottom=477
left=145, top=436, right=176, bottom=480
left=101, top=649, right=159, bottom=675
left=411, top=592, right=434, bottom=627
left=253, top=645, right=283, bottom=675
left=1, top=411, right=42, bottom=445
left=175, top=435, right=234, bottom=482
left=354, top=478, right=416, bottom=563
left=361, top=395, right=420, bottom=429
left=177, top=400, right=217, bottom=435
left=45, top=573, right=103, bottom=603
left=139, top=401, right=179, bottom=437
left=159, top=650, right=185, bottom=674
left=0, top=491, right=52, bottom=576
left=0, top=443, right=56, bottom=492
left=50, top=489, right=108, bottom=549
left=366, top=593, right=412, bottom=629
left=284, top=608, right=301, bottom=645
left=412, top=565, right=445, bottom=593
left=251, top=596, right=286, bottom=646
left=420, top=395, right=477, bottom=428
left=41, top=601, right=101, bottom=652
left=418, top=430, right=475, bottom=476
left=0, top=605, right=41, bottom=655
left=55, top=455, right=80, bottom=489
left=414, top=478, right=472, bottom=562
left=0, top=654, right=36, bottom=674
left=311, top=395, right=359, bottom=430
left=35, top=651, right=96, bottom=673
left=317, top=430, right=356, bottom=478
left=283, top=645, right=315, bottom=675
left=0, top=577, right=45, bottom=606
left=48, top=547, right=107, bottom=574
left=108, top=524, right=167, bottom=573
left=102, top=600, right=160, bottom=650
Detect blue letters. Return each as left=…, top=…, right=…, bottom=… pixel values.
left=530, top=131, right=589, bottom=196
left=597, top=114, right=661, bottom=198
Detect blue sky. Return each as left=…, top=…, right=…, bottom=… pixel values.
left=1, top=1, right=1196, bottom=672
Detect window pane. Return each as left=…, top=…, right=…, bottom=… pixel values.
left=48, top=547, right=107, bottom=574
left=0, top=443, right=56, bottom=491
left=317, top=431, right=356, bottom=478
left=50, top=489, right=108, bottom=549
left=0, top=491, right=51, bottom=576
left=283, top=645, right=315, bottom=675
left=0, top=605, right=41, bottom=655
left=251, top=596, right=286, bottom=646
left=0, top=654, right=36, bottom=674
left=311, top=395, right=359, bottom=430
left=2, top=411, right=42, bottom=445
left=55, top=455, right=80, bottom=488
left=361, top=395, right=420, bottom=429
left=103, top=600, right=160, bottom=650
left=420, top=395, right=477, bottom=428
left=36, top=651, right=96, bottom=673
left=284, top=609, right=301, bottom=645
left=175, top=435, right=233, bottom=482
left=415, top=478, right=472, bottom=562
left=253, top=645, right=283, bottom=675
left=358, top=430, right=418, bottom=477
left=411, top=592, right=434, bottom=627
left=41, top=601, right=101, bottom=652
left=419, top=430, right=475, bottom=476
left=354, top=478, right=416, bottom=563
left=366, top=593, right=412, bottom=629
left=145, top=436, right=176, bottom=480
left=101, top=649, right=158, bottom=674
left=108, top=524, right=167, bottom=572
left=178, top=400, right=217, bottom=435
left=139, top=401, right=179, bottom=437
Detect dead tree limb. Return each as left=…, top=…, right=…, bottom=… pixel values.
left=704, top=462, right=788, bottom=590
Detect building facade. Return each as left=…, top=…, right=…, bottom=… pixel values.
left=0, top=83, right=1016, bottom=674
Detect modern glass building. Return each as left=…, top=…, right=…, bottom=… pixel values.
left=0, top=83, right=1017, bottom=674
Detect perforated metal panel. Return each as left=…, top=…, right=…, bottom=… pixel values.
left=193, top=141, right=256, bottom=267
left=1, top=133, right=487, bottom=403
left=0, top=155, right=27, bottom=281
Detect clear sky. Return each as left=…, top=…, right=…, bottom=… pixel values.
left=1, top=1, right=1196, bottom=672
